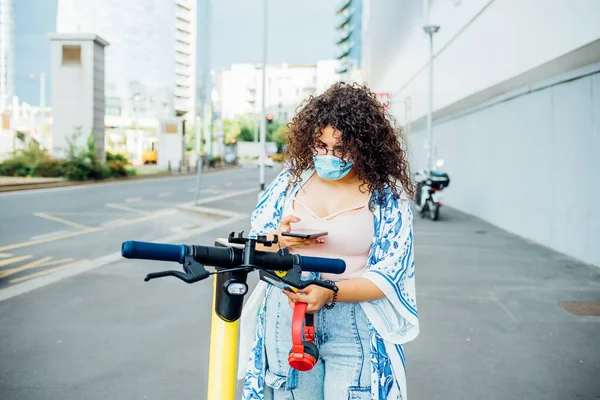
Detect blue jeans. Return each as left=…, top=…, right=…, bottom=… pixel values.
left=263, top=287, right=371, bottom=400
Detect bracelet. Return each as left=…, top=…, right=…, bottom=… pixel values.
left=323, top=280, right=338, bottom=309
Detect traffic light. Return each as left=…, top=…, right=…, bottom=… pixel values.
left=266, top=114, right=273, bottom=124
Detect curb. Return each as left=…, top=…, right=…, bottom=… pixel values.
left=0, top=164, right=242, bottom=193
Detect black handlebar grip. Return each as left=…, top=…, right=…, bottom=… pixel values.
left=253, top=252, right=295, bottom=271
left=191, top=245, right=240, bottom=268
left=121, top=241, right=187, bottom=264
left=298, top=256, right=346, bottom=274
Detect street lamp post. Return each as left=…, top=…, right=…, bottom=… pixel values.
left=203, top=0, right=213, bottom=164
left=423, top=24, right=439, bottom=171
left=258, top=0, right=268, bottom=191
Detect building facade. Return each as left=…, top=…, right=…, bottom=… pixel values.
left=56, top=0, right=197, bottom=121
left=218, top=60, right=340, bottom=121
left=361, top=0, right=600, bottom=266
left=335, top=0, right=362, bottom=81
left=0, top=0, right=14, bottom=110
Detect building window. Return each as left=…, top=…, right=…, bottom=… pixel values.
left=62, top=45, right=82, bottom=65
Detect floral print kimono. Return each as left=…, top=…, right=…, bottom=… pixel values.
left=239, top=168, right=419, bottom=399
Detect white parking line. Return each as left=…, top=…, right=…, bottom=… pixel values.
left=0, top=189, right=257, bottom=254
left=158, top=192, right=174, bottom=197
left=30, top=230, right=70, bottom=241
left=33, top=212, right=90, bottom=230
left=105, top=203, right=147, bottom=214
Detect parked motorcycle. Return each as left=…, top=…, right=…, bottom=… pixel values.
left=413, top=160, right=450, bottom=221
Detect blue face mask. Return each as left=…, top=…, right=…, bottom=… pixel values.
left=313, top=155, right=353, bottom=180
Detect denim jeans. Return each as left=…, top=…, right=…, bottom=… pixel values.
left=263, top=287, right=371, bottom=400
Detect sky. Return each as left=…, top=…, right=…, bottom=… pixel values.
left=14, top=0, right=338, bottom=106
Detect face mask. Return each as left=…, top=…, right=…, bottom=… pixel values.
left=313, top=155, right=353, bottom=180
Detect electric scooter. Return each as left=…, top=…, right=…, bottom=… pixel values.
left=120, top=231, right=345, bottom=399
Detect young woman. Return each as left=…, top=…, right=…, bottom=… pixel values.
left=239, top=82, right=419, bottom=400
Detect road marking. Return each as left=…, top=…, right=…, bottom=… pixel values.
left=0, top=256, right=73, bottom=279
left=158, top=192, right=174, bottom=197
left=195, top=188, right=258, bottom=205
left=0, top=209, right=176, bottom=252
left=0, top=253, right=11, bottom=258
left=101, top=218, right=129, bottom=227
left=46, top=212, right=130, bottom=216
left=0, top=255, right=33, bottom=268
left=105, top=203, right=147, bottom=214
left=187, top=188, right=228, bottom=194
left=30, top=231, right=69, bottom=241
left=125, top=197, right=142, bottom=203
left=9, top=260, right=89, bottom=284
left=33, top=212, right=90, bottom=230
left=0, top=207, right=248, bottom=302
left=0, top=188, right=256, bottom=256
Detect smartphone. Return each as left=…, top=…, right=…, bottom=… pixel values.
left=281, top=229, right=328, bottom=239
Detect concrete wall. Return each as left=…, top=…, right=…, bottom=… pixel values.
left=361, top=0, right=600, bottom=267
left=362, top=0, right=600, bottom=124
left=407, top=66, right=600, bottom=267
left=49, top=34, right=107, bottom=160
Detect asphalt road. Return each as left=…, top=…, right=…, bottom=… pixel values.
left=0, top=165, right=277, bottom=288
left=1, top=165, right=599, bottom=400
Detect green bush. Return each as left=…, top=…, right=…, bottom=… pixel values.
left=36, top=159, right=67, bottom=177
left=106, top=152, right=129, bottom=164
left=62, top=130, right=107, bottom=181
left=0, top=158, right=29, bottom=177
left=0, top=131, right=138, bottom=181
left=0, top=141, right=53, bottom=177
left=106, top=160, right=128, bottom=177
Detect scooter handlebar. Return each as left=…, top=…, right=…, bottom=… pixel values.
left=121, top=240, right=346, bottom=275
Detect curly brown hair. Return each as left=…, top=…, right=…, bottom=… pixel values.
left=283, top=82, right=414, bottom=202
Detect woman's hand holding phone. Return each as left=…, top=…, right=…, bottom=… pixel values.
left=277, top=215, right=325, bottom=248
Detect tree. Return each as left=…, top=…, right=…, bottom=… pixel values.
left=270, top=123, right=288, bottom=152
left=237, top=126, right=254, bottom=142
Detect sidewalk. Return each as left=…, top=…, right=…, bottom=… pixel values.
left=0, top=176, right=65, bottom=185
left=0, top=190, right=598, bottom=400
left=408, top=207, right=600, bottom=400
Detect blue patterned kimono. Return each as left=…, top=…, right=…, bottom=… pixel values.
left=239, top=168, right=419, bottom=400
